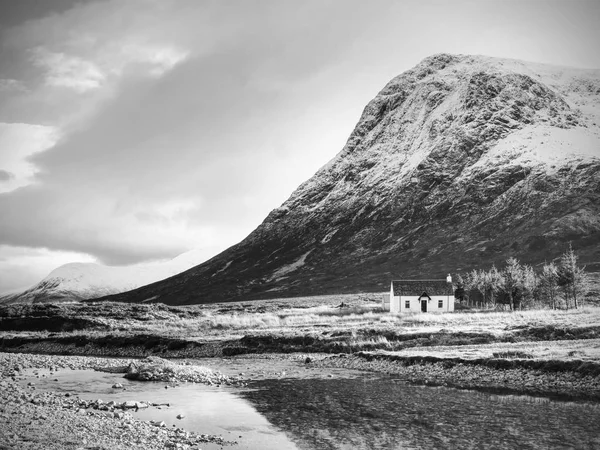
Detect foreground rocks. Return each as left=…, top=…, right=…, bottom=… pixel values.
left=0, top=353, right=236, bottom=450
left=125, top=356, right=245, bottom=386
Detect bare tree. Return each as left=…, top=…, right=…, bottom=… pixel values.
left=486, top=265, right=502, bottom=308
left=540, top=262, right=560, bottom=309
left=500, top=257, right=524, bottom=311
left=521, top=264, right=538, bottom=308
left=558, top=245, right=589, bottom=309
left=466, top=269, right=483, bottom=307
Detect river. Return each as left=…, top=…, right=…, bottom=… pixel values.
left=20, top=357, right=600, bottom=449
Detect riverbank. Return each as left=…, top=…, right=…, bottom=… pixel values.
left=311, top=352, right=600, bottom=401
left=2, top=346, right=600, bottom=450
left=0, top=352, right=237, bottom=450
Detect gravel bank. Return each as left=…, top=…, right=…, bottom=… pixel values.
left=0, top=352, right=237, bottom=450
left=311, top=352, right=600, bottom=401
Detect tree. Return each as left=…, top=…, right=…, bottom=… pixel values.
left=540, top=262, right=560, bottom=309
left=466, top=269, right=483, bottom=307
left=500, top=257, right=524, bottom=311
left=521, top=264, right=538, bottom=308
left=454, top=274, right=466, bottom=303
left=557, top=245, right=589, bottom=309
left=485, top=265, right=503, bottom=308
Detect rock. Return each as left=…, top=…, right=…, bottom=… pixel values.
left=125, top=357, right=177, bottom=382
left=122, top=401, right=137, bottom=409
left=176, top=414, right=185, bottom=419
left=112, top=383, right=123, bottom=389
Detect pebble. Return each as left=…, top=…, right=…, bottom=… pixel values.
left=0, top=352, right=237, bottom=449
left=312, top=354, right=600, bottom=401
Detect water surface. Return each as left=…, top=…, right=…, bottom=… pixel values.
left=21, top=360, right=600, bottom=449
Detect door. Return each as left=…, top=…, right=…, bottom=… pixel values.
left=421, top=300, right=427, bottom=312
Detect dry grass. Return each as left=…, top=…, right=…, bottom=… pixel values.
left=67, top=302, right=600, bottom=338
left=3, top=299, right=599, bottom=359
left=399, top=307, right=600, bottom=335
left=386, top=338, right=600, bottom=362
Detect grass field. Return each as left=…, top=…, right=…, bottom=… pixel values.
left=2, top=295, right=600, bottom=363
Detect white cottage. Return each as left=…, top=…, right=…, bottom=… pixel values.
left=386, top=275, right=454, bottom=313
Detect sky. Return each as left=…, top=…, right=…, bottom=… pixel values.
left=0, top=0, right=599, bottom=294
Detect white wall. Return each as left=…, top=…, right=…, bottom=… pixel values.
left=390, top=295, right=454, bottom=313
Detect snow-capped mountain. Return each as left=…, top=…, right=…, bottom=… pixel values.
left=98, top=55, right=600, bottom=304
left=0, top=248, right=208, bottom=303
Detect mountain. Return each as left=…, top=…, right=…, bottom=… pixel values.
left=100, top=54, right=600, bottom=305
left=0, top=249, right=208, bottom=304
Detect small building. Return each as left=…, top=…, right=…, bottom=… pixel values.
left=386, top=275, right=454, bottom=313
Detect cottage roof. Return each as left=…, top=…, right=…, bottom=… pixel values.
left=392, top=279, right=453, bottom=296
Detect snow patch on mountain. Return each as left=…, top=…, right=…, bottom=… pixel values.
left=468, top=125, right=600, bottom=175
left=270, top=250, right=313, bottom=280
left=211, top=261, right=233, bottom=277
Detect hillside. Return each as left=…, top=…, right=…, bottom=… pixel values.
left=100, top=54, right=600, bottom=305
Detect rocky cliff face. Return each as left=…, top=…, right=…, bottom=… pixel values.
left=102, top=54, right=600, bottom=305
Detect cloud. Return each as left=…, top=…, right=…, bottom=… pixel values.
left=0, top=79, right=26, bottom=92
left=0, top=170, right=14, bottom=182
left=6, top=0, right=200, bottom=89
left=29, top=42, right=190, bottom=93
left=0, top=122, right=59, bottom=192
left=0, top=0, right=383, bottom=266
left=120, top=43, right=190, bottom=77
left=31, top=48, right=106, bottom=92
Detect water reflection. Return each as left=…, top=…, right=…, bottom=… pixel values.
left=19, top=369, right=299, bottom=450
left=241, top=376, right=600, bottom=450
left=20, top=366, right=600, bottom=450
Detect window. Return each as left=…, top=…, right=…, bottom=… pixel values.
left=438, top=300, right=443, bottom=308
left=405, top=300, right=410, bottom=309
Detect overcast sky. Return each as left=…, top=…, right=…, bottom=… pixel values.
left=1, top=0, right=599, bottom=293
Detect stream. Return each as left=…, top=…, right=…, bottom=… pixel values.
left=20, top=358, right=600, bottom=450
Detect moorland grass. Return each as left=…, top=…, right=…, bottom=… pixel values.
left=2, top=300, right=600, bottom=362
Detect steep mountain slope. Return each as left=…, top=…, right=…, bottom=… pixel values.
left=0, top=249, right=208, bottom=303
left=102, top=54, right=600, bottom=305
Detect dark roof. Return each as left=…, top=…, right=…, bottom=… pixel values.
left=392, top=280, right=453, bottom=296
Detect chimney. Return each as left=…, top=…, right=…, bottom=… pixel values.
left=446, top=274, right=452, bottom=283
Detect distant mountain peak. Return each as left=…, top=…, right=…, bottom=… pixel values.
left=0, top=249, right=208, bottom=304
